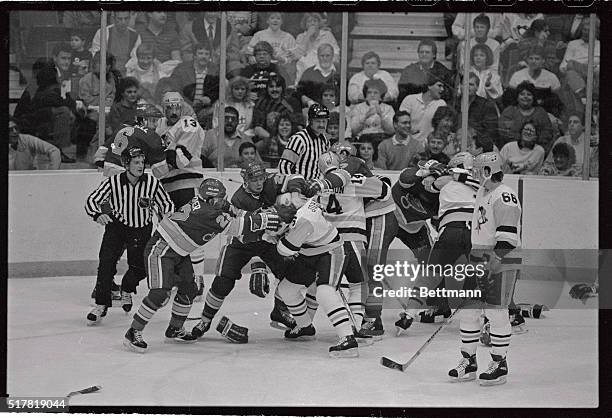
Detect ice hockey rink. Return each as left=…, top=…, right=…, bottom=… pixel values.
left=6, top=274, right=597, bottom=408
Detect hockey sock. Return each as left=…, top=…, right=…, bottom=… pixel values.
left=317, top=284, right=353, bottom=338
left=347, top=282, right=364, bottom=329
left=459, top=309, right=481, bottom=356
left=169, top=293, right=192, bottom=329
left=305, top=282, right=319, bottom=320
left=277, top=280, right=312, bottom=328
left=202, top=290, right=225, bottom=321
left=486, top=308, right=512, bottom=357
left=364, top=266, right=382, bottom=318
left=131, top=290, right=168, bottom=331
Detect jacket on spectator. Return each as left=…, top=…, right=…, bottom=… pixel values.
left=498, top=105, right=553, bottom=150
left=30, top=83, right=75, bottom=147
left=9, top=133, right=61, bottom=170
left=376, top=135, right=425, bottom=171
left=170, top=62, right=220, bottom=106
left=398, top=61, right=454, bottom=104
left=90, top=25, right=142, bottom=74
left=201, top=128, right=257, bottom=168
left=252, top=94, right=303, bottom=138
left=78, top=72, right=117, bottom=107
left=108, top=100, right=138, bottom=133
left=297, top=64, right=341, bottom=105
left=348, top=70, right=399, bottom=104
left=460, top=95, right=499, bottom=146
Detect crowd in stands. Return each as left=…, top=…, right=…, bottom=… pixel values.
left=10, top=11, right=599, bottom=177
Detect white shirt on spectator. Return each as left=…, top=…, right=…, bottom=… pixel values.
left=295, top=29, right=340, bottom=82
left=545, top=133, right=589, bottom=168
left=248, top=28, right=297, bottom=64
left=509, top=68, right=561, bottom=92
left=347, top=70, right=399, bottom=104
left=471, top=67, right=503, bottom=100
left=452, top=13, right=503, bottom=40
left=500, top=141, right=545, bottom=175
left=457, top=37, right=501, bottom=72
left=399, top=93, right=446, bottom=145
left=559, top=38, right=600, bottom=73
left=501, top=13, right=544, bottom=42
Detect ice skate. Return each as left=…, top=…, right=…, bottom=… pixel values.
left=123, top=327, right=148, bottom=353
left=510, top=310, right=528, bottom=334
left=165, top=325, right=198, bottom=343
left=478, top=354, right=508, bottom=386
left=120, top=291, right=133, bottom=313
left=449, top=351, right=478, bottom=382
left=270, top=300, right=297, bottom=330
left=86, top=304, right=107, bottom=326
left=284, top=323, right=316, bottom=340
left=191, top=318, right=212, bottom=339
left=395, top=312, right=414, bottom=336
left=329, top=335, right=359, bottom=358
left=359, top=317, right=384, bottom=341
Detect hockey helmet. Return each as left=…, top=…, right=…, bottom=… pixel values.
left=135, top=102, right=163, bottom=129
left=318, top=151, right=340, bottom=175
left=162, top=91, right=184, bottom=108
left=121, top=146, right=146, bottom=167
left=472, top=152, right=503, bottom=183
left=274, top=192, right=306, bottom=223
left=241, top=161, right=267, bottom=181
left=330, top=140, right=356, bottom=163
left=448, top=152, right=474, bottom=170
left=308, top=103, right=330, bottom=120
left=198, top=178, right=227, bottom=201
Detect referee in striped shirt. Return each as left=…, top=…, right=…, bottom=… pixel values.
left=85, top=146, right=174, bottom=325
left=278, top=103, right=330, bottom=180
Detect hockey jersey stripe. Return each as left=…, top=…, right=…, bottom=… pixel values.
left=496, top=225, right=517, bottom=233
left=158, top=217, right=200, bottom=256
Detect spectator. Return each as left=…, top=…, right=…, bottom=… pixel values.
left=201, top=106, right=256, bottom=168
left=108, top=77, right=140, bottom=135
left=91, top=11, right=142, bottom=75
left=509, top=45, right=561, bottom=95
left=348, top=51, right=399, bottom=105
left=126, top=43, right=173, bottom=104
left=8, top=116, right=61, bottom=170
left=246, top=12, right=297, bottom=85
left=30, top=65, right=76, bottom=163
left=398, top=39, right=454, bottom=104
left=78, top=52, right=119, bottom=109
left=252, top=73, right=303, bottom=148
left=376, top=111, right=425, bottom=171
left=138, top=12, right=181, bottom=64
left=499, top=81, right=554, bottom=151
left=467, top=131, right=497, bottom=156
left=259, top=112, right=297, bottom=167
left=293, top=12, right=340, bottom=82
left=225, top=14, right=255, bottom=77
left=187, top=12, right=232, bottom=68
left=469, top=43, right=503, bottom=101
left=516, top=19, right=559, bottom=67
left=320, top=83, right=339, bottom=114
left=297, top=43, right=340, bottom=109
left=14, top=58, right=54, bottom=121
left=356, top=138, right=379, bottom=170
left=560, top=20, right=600, bottom=104
left=539, top=142, right=578, bottom=177
left=499, top=120, right=545, bottom=174
left=413, top=106, right=455, bottom=166
left=212, top=76, right=255, bottom=138
left=543, top=113, right=597, bottom=172
left=452, top=13, right=502, bottom=40
left=348, top=78, right=395, bottom=139
left=399, top=73, right=447, bottom=144
left=52, top=43, right=73, bottom=98
left=240, top=41, right=288, bottom=102
left=456, top=14, right=501, bottom=72
left=170, top=42, right=220, bottom=129
left=545, top=14, right=588, bottom=45
left=238, top=141, right=263, bottom=167
left=68, top=28, right=92, bottom=77
left=500, top=13, right=544, bottom=50
left=62, top=11, right=100, bottom=28
left=457, top=73, right=499, bottom=147
left=326, top=111, right=340, bottom=145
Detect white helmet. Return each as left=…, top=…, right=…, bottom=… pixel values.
left=318, top=151, right=340, bottom=175
left=448, top=152, right=474, bottom=170
left=472, top=152, right=502, bottom=183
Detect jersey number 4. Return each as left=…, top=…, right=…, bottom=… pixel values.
left=325, top=194, right=343, bottom=214
left=501, top=192, right=518, bottom=205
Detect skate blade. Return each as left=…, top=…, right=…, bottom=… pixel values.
left=512, top=326, right=528, bottom=335
left=86, top=318, right=101, bottom=326
left=164, top=337, right=198, bottom=344
left=270, top=321, right=292, bottom=330
left=478, top=376, right=507, bottom=386
left=284, top=335, right=316, bottom=341
left=123, top=339, right=147, bottom=353
left=329, top=348, right=359, bottom=358
left=449, top=372, right=476, bottom=383
left=356, top=337, right=374, bottom=346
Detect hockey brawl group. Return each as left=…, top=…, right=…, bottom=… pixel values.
left=84, top=92, right=530, bottom=387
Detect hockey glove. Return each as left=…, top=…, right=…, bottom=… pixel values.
left=260, top=212, right=282, bottom=232
left=216, top=316, right=248, bottom=343
left=249, top=261, right=270, bottom=298
left=175, top=145, right=193, bottom=168
left=569, top=283, right=597, bottom=303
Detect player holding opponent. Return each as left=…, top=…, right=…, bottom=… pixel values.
left=123, top=178, right=281, bottom=353
left=448, top=152, right=521, bottom=386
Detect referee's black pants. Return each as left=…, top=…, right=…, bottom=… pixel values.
left=94, top=222, right=152, bottom=307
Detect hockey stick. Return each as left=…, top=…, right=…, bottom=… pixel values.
left=337, top=284, right=359, bottom=330
left=380, top=297, right=469, bottom=372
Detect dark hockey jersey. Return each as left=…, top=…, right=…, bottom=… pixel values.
left=392, top=166, right=440, bottom=231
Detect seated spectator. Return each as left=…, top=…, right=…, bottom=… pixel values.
left=259, top=112, right=298, bottom=167
left=63, top=11, right=100, bottom=29
left=108, top=77, right=140, bottom=135
left=297, top=43, right=340, bottom=109
left=399, top=73, right=447, bottom=144
left=293, top=13, right=340, bottom=82
left=14, top=58, right=54, bottom=121
left=138, top=12, right=182, bottom=64
left=238, top=141, right=264, bottom=167
left=348, top=51, right=398, bottom=105
left=452, top=13, right=502, bottom=40
left=225, top=14, right=255, bottom=78
left=185, top=12, right=232, bottom=68
left=398, top=39, right=454, bottom=104
left=543, top=113, right=597, bottom=173
left=240, top=41, right=287, bottom=102
left=457, top=73, right=499, bottom=147
left=499, top=81, right=554, bottom=151
left=212, top=76, right=255, bottom=138
left=201, top=106, right=257, bottom=168
left=509, top=46, right=561, bottom=97
left=91, top=11, right=142, bottom=75
left=320, top=83, right=340, bottom=114
left=9, top=116, right=61, bottom=170
left=348, top=78, right=395, bottom=139
left=30, top=65, right=76, bottom=163
left=457, top=14, right=501, bottom=72
left=538, top=142, right=579, bottom=177
left=500, top=13, right=544, bottom=51
left=52, top=43, right=73, bottom=98
left=375, top=111, right=425, bottom=171
left=467, top=131, right=497, bottom=156
left=412, top=106, right=455, bottom=166
left=559, top=20, right=600, bottom=105
left=356, top=138, right=379, bottom=170
left=68, top=28, right=92, bottom=77
left=170, top=42, right=220, bottom=129
left=252, top=73, right=303, bottom=148
left=126, top=43, right=173, bottom=104
left=246, top=12, right=297, bottom=85
left=545, top=14, right=588, bottom=45
left=516, top=19, right=561, bottom=68
left=326, top=111, right=341, bottom=145
left=499, top=120, right=546, bottom=174
left=79, top=52, right=119, bottom=109
left=469, top=43, right=503, bottom=101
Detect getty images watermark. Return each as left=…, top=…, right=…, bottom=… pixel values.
left=371, top=261, right=487, bottom=298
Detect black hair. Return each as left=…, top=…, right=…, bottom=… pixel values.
left=239, top=141, right=256, bottom=154
left=474, top=134, right=494, bottom=153
left=52, top=42, right=72, bottom=57
left=393, top=110, right=411, bottom=124
left=431, top=106, right=456, bottom=132
left=473, top=14, right=491, bottom=31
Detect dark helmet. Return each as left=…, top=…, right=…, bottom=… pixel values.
left=241, top=161, right=267, bottom=181
left=198, top=178, right=227, bottom=201
left=308, top=103, right=330, bottom=121
left=121, top=146, right=145, bottom=167
left=135, top=103, right=163, bottom=128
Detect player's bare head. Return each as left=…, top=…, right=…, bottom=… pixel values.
left=318, top=151, right=340, bottom=176
left=199, top=178, right=228, bottom=209
left=162, top=91, right=184, bottom=125
left=472, top=152, right=503, bottom=185
left=274, top=192, right=306, bottom=223
left=241, top=161, right=267, bottom=194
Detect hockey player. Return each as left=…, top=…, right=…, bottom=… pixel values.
left=123, top=178, right=281, bottom=353
left=448, top=152, right=521, bottom=386
left=395, top=152, right=480, bottom=333
left=273, top=192, right=363, bottom=358
left=190, top=162, right=309, bottom=340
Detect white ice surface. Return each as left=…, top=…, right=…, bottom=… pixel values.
left=7, top=276, right=598, bottom=408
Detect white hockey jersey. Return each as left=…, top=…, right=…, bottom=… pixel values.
left=277, top=198, right=342, bottom=257
left=437, top=172, right=480, bottom=229
left=471, top=183, right=522, bottom=250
